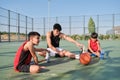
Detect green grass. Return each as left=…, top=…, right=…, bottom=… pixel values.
left=0, top=40, right=120, bottom=80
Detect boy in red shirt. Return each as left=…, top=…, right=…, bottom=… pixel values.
left=88, top=32, right=104, bottom=59
left=14, top=31, right=49, bottom=73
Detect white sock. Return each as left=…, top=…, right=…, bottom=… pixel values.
left=45, top=52, right=49, bottom=59
left=45, top=52, right=50, bottom=63
left=75, top=55, right=80, bottom=59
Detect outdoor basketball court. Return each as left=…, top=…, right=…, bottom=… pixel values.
left=0, top=40, right=120, bottom=80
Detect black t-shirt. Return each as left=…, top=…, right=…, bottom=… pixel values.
left=48, top=31, right=60, bottom=47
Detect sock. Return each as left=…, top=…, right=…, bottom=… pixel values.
left=45, top=52, right=50, bottom=63
left=75, top=55, right=80, bottom=59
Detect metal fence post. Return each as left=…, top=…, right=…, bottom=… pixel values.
left=83, top=16, right=85, bottom=35
left=69, top=16, right=71, bottom=35
left=97, top=15, right=99, bottom=34
left=43, top=17, right=46, bottom=35
left=112, top=14, right=115, bottom=34
left=18, top=13, right=20, bottom=41
left=32, top=18, right=34, bottom=31
left=0, top=31, right=1, bottom=42
left=8, top=10, right=11, bottom=42
left=56, top=17, right=58, bottom=23
left=26, top=16, right=27, bottom=40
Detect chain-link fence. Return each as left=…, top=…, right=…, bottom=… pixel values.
left=0, top=7, right=120, bottom=42
left=38, top=14, right=120, bottom=35
left=0, top=7, right=33, bottom=42
left=35, top=14, right=120, bottom=36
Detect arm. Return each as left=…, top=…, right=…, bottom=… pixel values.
left=35, top=48, right=49, bottom=53
left=46, top=32, right=60, bottom=53
left=27, top=42, right=38, bottom=65
left=60, top=33, right=84, bottom=48
left=97, top=41, right=101, bottom=52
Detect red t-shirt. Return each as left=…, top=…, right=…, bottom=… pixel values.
left=13, top=41, right=32, bottom=71
left=90, top=39, right=99, bottom=52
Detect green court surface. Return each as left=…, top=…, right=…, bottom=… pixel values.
left=0, top=40, right=120, bottom=80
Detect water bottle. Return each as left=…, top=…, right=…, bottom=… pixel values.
left=100, top=51, right=104, bottom=60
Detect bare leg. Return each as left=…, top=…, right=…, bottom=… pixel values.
left=62, top=50, right=76, bottom=59
left=59, top=51, right=65, bottom=57
left=30, top=65, right=46, bottom=74
left=95, top=52, right=100, bottom=57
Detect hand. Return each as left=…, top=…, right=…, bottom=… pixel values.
left=55, top=48, right=61, bottom=53
left=46, top=49, right=50, bottom=53
left=75, top=42, right=85, bottom=49
left=75, top=43, right=85, bottom=53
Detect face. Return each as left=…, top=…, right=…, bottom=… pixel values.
left=31, top=35, right=40, bottom=45
left=53, top=29, right=60, bottom=36
left=91, top=38, right=97, bottom=42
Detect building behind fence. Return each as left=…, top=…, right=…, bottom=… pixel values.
left=0, top=7, right=120, bottom=42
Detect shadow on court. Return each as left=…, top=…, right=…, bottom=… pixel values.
left=10, top=72, right=40, bottom=80
left=0, top=64, right=13, bottom=70
left=9, top=67, right=50, bottom=80
left=104, top=50, right=112, bottom=57
left=39, top=57, right=74, bottom=67
left=46, top=57, right=120, bottom=80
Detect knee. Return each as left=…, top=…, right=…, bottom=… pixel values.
left=59, top=52, right=65, bottom=57
left=30, top=65, right=40, bottom=73
left=59, top=50, right=68, bottom=57
left=62, top=50, right=67, bottom=53
left=59, top=53, right=64, bottom=57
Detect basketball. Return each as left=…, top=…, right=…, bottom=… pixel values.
left=80, top=53, right=91, bottom=65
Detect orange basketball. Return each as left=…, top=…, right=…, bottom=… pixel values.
left=80, top=53, right=91, bottom=65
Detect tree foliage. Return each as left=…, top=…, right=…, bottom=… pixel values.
left=88, top=17, right=95, bottom=33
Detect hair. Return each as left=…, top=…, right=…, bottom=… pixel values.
left=28, top=31, right=40, bottom=40
left=53, top=23, right=62, bottom=31
left=91, top=32, right=98, bottom=39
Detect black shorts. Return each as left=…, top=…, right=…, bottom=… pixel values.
left=88, top=49, right=101, bottom=53
left=17, top=64, right=30, bottom=72
left=55, top=54, right=61, bottom=57
left=88, top=49, right=92, bottom=53
left=55, top=54, right=65, bottom=58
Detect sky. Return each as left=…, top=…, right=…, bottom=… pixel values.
left=0, top=0, right=120, bottom=18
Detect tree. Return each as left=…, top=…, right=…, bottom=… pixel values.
left=88, top=17, right=95, bottom=33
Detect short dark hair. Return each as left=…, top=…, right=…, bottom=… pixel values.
left=91, top=32, right=98, bottom=39
left=53, top=23, right=62, bottom=31
left=28, top=31, right=40, bottom=40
